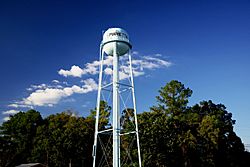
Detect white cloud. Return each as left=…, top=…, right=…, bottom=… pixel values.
left=24, top=88, right=67, bottom=106
left=132, top=51, right=139, bottom=55
left=62, top=81, right=69, bottom=85
left=26, top=87, right=33, bottom=91
left=58, top=53, right=171, bottom=79
left=18, top=78, right=98, bottom=107
left=119, top=68, right=144, bottom=80
left=133, top=70, right=145, bottom=77
left=59, top=65, right=85, bottom=77
left=82, top=78, right=98, bottom=91
left=8, top=52, right=171, bottom=109
left=52, top=80, right=60, bottom=84
left=8, top=103, right=33, bottom=109
left=131, top=56, right=171, bottom=71
left=119, top=71, right=129, bottom=80
left=101, top=54, right=171, bottom=80
left=3, top=117, right=10, bottom=121
left=143, top=56, right=172, bottom=67
left=8, top=103, right=19, bottom=108
left=58, top=56, right=113, bottom=78
left=27, top=81, right=65, bottom=92
left=61, top=98, right=76, bottom=103
left=55, top=85, right=64, bottom=89
left=104, top=67, right=113, bottom=75
left=31, top=83, right=48, bottom=89
left=2, top=109, right=19, bottom=115
left=27, top=83, right=50, bottom=91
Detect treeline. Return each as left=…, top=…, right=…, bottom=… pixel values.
left=1, top=80, right=250, bottom=167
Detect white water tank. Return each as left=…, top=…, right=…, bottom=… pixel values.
left=102, top=28, right=132, bottom=56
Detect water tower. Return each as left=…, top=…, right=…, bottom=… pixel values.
left=92, top=28, right=142, bottom=167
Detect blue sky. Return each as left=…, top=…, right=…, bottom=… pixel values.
left=0, top=0, right=249, bottom=144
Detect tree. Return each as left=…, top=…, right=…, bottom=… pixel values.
left=154, top=80, right=192, bottom=116
left=150, top=80, right=194, bottom=167
left=88, top=100, right=111, bottom=129
left=0, top=101, right=111, bottom=167
left=31, top=111, right=95, bottom=167
left=0, top=134, right=16, bottom=167
left=194, top=100, right=246, bottom=167
left=0, top=110, right=43, bottom=167
left=87, top=100, right=112, bottom=166
left=1, top=81, right=249, bottom=167
left=139, top=80, right=247, bottom=167
left=138, top=110, right=175, bottom=166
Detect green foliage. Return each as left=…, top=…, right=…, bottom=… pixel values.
left=32, top=111, right=94, bottom=167
left=88, top=100, right=111, bottom=129
left=155, top=80, right=193, bottom=115
left=1, top=81, right=249, bottom=167
left=139, top=80, right=249, bottom=167
left=0, top=110, right=43, bottom=167
left=0, top=109, right=99, bottom=167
